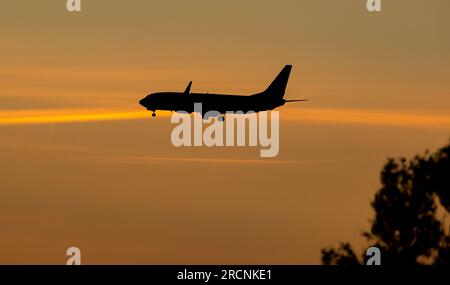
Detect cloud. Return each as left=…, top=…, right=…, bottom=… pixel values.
left=283, top=108, right=450, bottom=129
left=0, top=107, right=449, bottom=130
left=0, top=109, right=153, bottom=125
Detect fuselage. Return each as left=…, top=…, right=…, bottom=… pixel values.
left=139, top=92, right=286, bottom=114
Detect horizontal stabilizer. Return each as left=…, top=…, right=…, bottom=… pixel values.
left=285, top=99, right=309, bottom=102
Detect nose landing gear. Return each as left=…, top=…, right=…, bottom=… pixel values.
left=152, top=111, right=156, bottom=117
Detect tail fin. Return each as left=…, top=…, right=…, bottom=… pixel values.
left=263, top=65, right=292, bottom=99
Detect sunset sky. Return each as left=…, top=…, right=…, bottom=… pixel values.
left=1, top=0, right=450, bottom=264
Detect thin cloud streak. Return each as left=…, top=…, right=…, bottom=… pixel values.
left=0, top=108, right=450, bottom=129
left=283, top=108, right=450, bottom=129
left=82, top=155, right=331, bottom=165
left=0, top=109, right=154, bottom=125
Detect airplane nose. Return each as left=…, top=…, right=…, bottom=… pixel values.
left=139, top=98, right=146, bottom=106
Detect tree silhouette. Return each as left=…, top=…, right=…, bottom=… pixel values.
left=322, top=141, right=450, bottom=265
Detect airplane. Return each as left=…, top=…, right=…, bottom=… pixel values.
left=139, top=65, right=307, bottom=119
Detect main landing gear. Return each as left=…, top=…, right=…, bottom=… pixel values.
left=152, top=111, right=156, bottom=117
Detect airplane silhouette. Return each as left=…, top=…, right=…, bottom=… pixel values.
left=139, top=65, right=307, bottom=118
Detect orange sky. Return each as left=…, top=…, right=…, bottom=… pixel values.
left=1, top=0, right=450, bottom=264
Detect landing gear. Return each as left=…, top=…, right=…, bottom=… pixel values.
left=152, top=111, right=156, bottom=117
